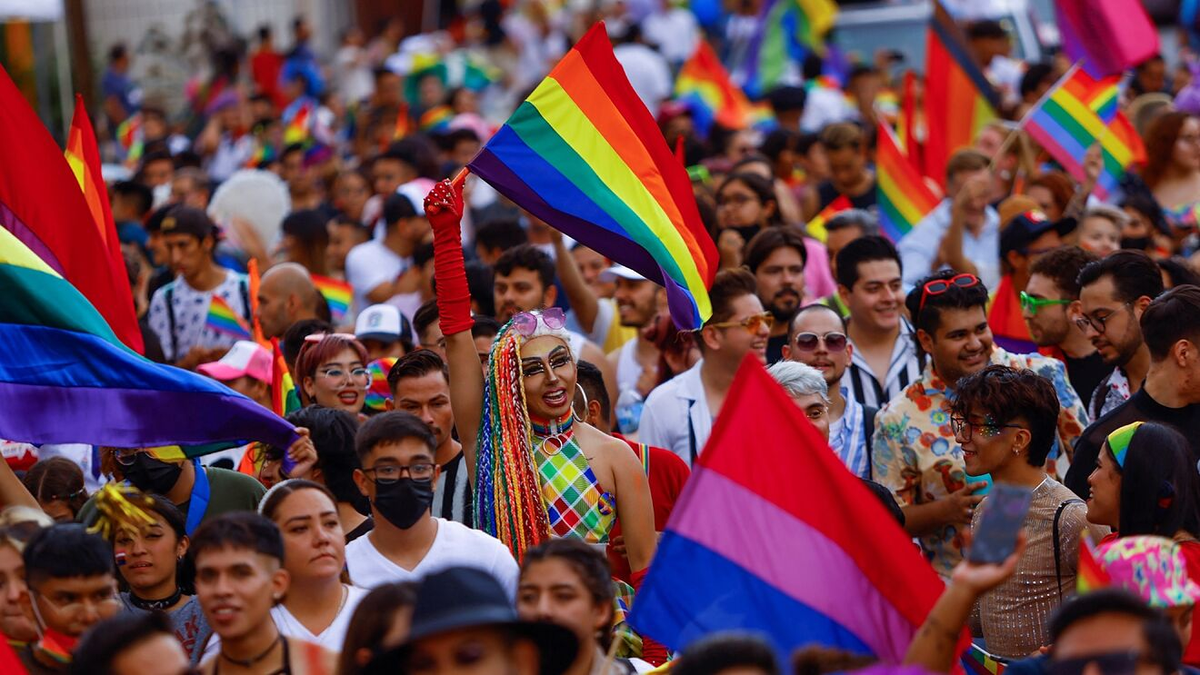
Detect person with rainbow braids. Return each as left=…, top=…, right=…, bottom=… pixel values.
left=424, top=178, right=665, bottom=663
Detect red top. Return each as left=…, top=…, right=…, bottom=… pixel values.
left=251, top=50, right=284, bottom=107
left=1179, top=540, right=1200, bottom=666
left=608, top=435, right=691, bottom=581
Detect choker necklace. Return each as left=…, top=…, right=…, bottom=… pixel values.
left=220, top=632, right=281, bottom=668
left=129, top=587, right=184, bottom=611
left=529, top=410, right=574, bottom=438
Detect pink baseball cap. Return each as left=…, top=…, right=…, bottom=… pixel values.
left=198, top=341, right=273, bottom=384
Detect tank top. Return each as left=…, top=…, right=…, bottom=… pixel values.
left=530, top=413, right=616, bottom=543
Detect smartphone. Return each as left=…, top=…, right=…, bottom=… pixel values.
left=966, top=483, right=1033, bottom=565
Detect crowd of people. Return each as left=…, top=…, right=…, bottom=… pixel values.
left=9, top=0, right=1200, bottom=673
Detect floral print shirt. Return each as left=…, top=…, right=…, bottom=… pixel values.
left=870, top=347, right=1088, bottom=577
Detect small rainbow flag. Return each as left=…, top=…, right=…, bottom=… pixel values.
left=206, top=294, right=252, bottom=339
left=312, top=274, right=352, bottom=324
left=743, top=0, right=838, bottom=98
left=675, top=41, right=756, bottom=137
left=961, top=643, right=1007, bottom=675
left=419, top=105, right=455, bottom=133
left=1023, top=64, right=1118, bottom=184
left=877, top=122, right=941, bottom=243
left=805, top=195, right=850, bottom=244
left=366, top=357, right=399, bottom=412
left=270, top=338, right=300, bottom=418
left=1077, top=536, right=1112, bottom=594
left=467, top=23, right=718, bottom=330
left=283, top=101, right=313, bottom=146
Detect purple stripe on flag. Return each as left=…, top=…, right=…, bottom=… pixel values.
left=0, top=201, right=64, bottom=275
left=669, top=468, right=917, bottom=661
left=1025, top=117, right=1086, bottom=178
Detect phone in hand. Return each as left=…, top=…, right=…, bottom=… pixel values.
left=966, top=483, right=1033, bottom=565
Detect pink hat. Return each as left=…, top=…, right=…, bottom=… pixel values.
left=1095, top=535, right=1200, bottom=608
left=198, top=341, right=273, bottom=384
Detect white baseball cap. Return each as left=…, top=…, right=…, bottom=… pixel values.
left=198, top=341, right=273, bottom=384
left=356, top=304, right=414, bottom=343
left=599, top=264, right=648, bottom=283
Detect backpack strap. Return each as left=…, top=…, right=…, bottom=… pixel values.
left=238, top=276, right=252, bottom=322
left=1053, top=498, right=1085, bottom=600
left=164, top=285, right=179, bottom=362
left=863, top=405, right=879, bottom=480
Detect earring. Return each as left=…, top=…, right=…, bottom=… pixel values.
left=572, top=383, right=588, bottom=424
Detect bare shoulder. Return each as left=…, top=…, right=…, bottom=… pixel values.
left=577, top=423, right=635, bottom=458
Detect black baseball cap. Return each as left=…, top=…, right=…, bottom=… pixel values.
left=1000, top=210, right=1076, bottom=257
left=159, top=205, right=215, bottom=240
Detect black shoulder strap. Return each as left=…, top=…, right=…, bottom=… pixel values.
left=1053, top=498, right=1085, bottom=599
left=165, top=286, right=178, bottom=362
left=238, top=276, right=251, bottom=322
left=863, top=405, right=879, bottom=480
left=687, top=399, right=698, bottom=466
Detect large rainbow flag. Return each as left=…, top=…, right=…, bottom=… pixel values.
left=0, top=226, right=298, bottom=450
left=1022, top=65, right=1118, bottom=183
left=923, top=1, right=1000, bottom=186
left=675, top=41, right=756, bottom=137
left=467, top=23, right=718, bottom=330
left=1093, top=111, right=1146, bottom=201
left=630, top=356, right=959, bottom=659
left=877, top=122, right=941, bottom=243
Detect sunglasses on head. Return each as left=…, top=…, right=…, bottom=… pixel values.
left=304, top=332, right=358, bottom=344
left=919, top=274, right=980, bottom=311
left=792, top=331, right=848, bottom=352
left=512, top=307, right=567, bottom=338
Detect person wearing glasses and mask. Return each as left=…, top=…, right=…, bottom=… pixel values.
left=345, top=412, right=519, bottom=594
left=872, top=270, right=1087, bottom=578
left=18, top=524, right=122, bottom=673
left=783, top=304, right=876, bottom=479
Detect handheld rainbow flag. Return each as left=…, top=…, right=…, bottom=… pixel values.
left=206, top=294, right=252, bottom=340
left=923, top=1, right=1000, bottom=186
left=674, top=41, right=756, bottom=137
left=283, top=100, right=313, bottom=146
left=1094, top=111, right=1145, bottom=201
left=1077, top=535, right=1112, bottom=594
left=270, top=338, right=300, bottom=418
left=1021, top=64, right=1118, bottom=183
left=312, top=274, right=353, bottom=324
left=0, top=226, right=298, bottom=450
left=742, top=0, right=838, bottom=98
left=629, top=355, right=965, bottom=659
left=805, top=195, right=850, bottom=244
left=961, top=643, right=1007, bottom=675
left=877, top=122, right=941, bottom=243
left=419, top=105, right=455, bottom=133
left=467, top=23, right=718, bottom=330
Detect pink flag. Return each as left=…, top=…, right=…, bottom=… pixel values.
left=1055, top=0, right=1159, bottom=78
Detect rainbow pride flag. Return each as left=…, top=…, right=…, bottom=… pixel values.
left=805, top=195, right=850, bottom=244
left=312, top=274, right=353, bottom=324
left=675, top=41, right=755, bottom=137
left=419, top=105, right=455, bottom=133
left=467, top=23, right=718, bottom=330
left=0, top=226, right=297, bottom=450
left=629, top=356, right=960, bottom=659
left=1095, top=111, right=1146, bottom=201
left=1023, top=65, right=1118, bottom=183
left=742, top=0, right=838, bottom=98
left=877, top=122, right=941, bottom=243
left=394, top=104, right=412, bottom=140
left=283, top=100, right=313, bottom=146
left=961, top=643, right=1007, bottom=675
left=1077, top=536, right=1111, bottom=594
left=206, top=294, right=252, bottom=339
left=922, top=1, right=1000, bottom=186
left=270, top=338, right=300, bottom=418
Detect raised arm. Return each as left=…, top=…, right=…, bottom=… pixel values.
left=425, top=178, right=485, bottom=486
left=552, top=233, right=600, bottom=334
left=0, top=456, right=38, bottom=511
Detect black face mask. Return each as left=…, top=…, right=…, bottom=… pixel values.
left=122, top=453, right=183, bottom=495
left=372, top=478, right=434, bottom=530
left=1121, top=236, right=1151, bottom=250
left=731, top=224, right=761, bottom=243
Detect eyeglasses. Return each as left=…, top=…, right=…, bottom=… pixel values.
left=512, top=307, right=566, bottom=337
left=363, top=463, right=436, bottom=483
left=792, top=331, right=848, bottom=352
left=112, top=447, right=179, bottom=467
left=318, top=366, right=371, bottom=383
left=34, top=586, right=120, bottom=616
left=918, top=274, right=980, bottom=311
left=1019, top=291, right=1071, bottom=315
left=1048, top=651, right=1146, bottom=675
left=949, top=416, right=1024, bottom=442
left=1073, top=303, right=1130, bottom=335
left=708, top=312, right=774, bottom=333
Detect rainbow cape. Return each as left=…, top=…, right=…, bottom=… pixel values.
left=630, top=356, right=960, bottom=659
left=877, top=122, right=940, bottom=243
left=805, top=195, right=850, bottom=244
left=206, top=294, right=252, bottom=339
left=923, top=1, right=1000, bottom=186
left=467, top=23, right=718, bottom=330
left=674, top=41, right=756, bottom=137
left=312, top=274, right=352, bottom=324
left=0, top=226, right=298, bottom=450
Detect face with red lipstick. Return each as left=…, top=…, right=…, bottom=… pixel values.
left=269, top=487, right=345, bottom=583
left=302, top=347, right=369, bottom=415
left=112, top=513, right=187, bottom=600
left=520, top=337, right=577, bottom=420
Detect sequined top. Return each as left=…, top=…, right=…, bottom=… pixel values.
left=973, top=479, right=1109, bottom=658
left=531, top=415, right=616, bottom=543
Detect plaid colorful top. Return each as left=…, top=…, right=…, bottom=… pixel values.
left=532, top=416, right=616, bottom=543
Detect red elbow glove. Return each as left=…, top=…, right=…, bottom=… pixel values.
left=630, top=568, right=669, bottom=666
left=424, top=178, right=474, bottom=336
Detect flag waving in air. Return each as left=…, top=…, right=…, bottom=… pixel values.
left=675, top=41, right=756, bottom=137
left=467, top=23, right=718, bottom=330
left=876, top=122, right=941, bottom=243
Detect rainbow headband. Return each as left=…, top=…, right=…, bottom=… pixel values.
left=1106, top=421, right=1144, bottom=469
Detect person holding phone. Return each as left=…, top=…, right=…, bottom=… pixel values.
left=950, top=365, right=1108, bottom=658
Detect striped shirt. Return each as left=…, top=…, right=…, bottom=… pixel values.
left=434, top=452, right=473, bottom=527
left=844, top=318, right=923, bottom=409
left=827, top=389, right=869, bottom=479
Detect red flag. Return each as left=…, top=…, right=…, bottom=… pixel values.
left=0, top=67, right=143, bottom=352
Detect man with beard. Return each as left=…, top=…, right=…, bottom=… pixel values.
left=872, top=270, right=1087, bottom=577
left=745, top=226, right=807, bottom=364
left=600, top=265, right=665, bottom=401
left=1076, top=251, right=1163, bottom=420
left=783, top=304, right=876, bottom=479
left=1023, top=246, right=1108, bottom=405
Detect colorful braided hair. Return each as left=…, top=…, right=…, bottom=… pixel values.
left=475, top=310, right=576, bottom=561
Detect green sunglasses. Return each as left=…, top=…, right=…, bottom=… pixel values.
left=1019, top=291, right=1072, bottom=314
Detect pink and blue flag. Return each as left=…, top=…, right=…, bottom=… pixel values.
left=629, top=356, right=957, bottom=659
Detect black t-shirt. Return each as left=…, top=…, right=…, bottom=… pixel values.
left=1063, top=352, right=1109, bottom=412
left=1064, top=388, right=1200, bottom=499
left=817, top=180, right=878, bottom=212
left=767, top=334, right=788, bottom=365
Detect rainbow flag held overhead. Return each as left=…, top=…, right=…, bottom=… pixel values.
left=0, top=225, right=298, bottom=450
left=742, top=0, right=838, bottom=98
left=961, top=643, right=1007, bottom=675
left=805, top=195, right=850, bottom=244
left=467, top=23, right=718, bottom=330
left=629, top=356, right=963, bottom=659
left=206, top=295, right=252, bottom=340
left=1022, top=64, right=1118, bottom=183
left=312, top=274, right=353, bottom=324
left=877, top=122, right=941, bottom=243
left=675, top=41, right=756, bottom=137
left=922, top=1, right=1000, bottom=186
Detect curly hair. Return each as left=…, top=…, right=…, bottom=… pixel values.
left=949, top=365, right=1061, bottom=467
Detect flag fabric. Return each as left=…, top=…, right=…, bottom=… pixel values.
left=922, top=1, right=1001, bottom=186
left=629, top=355, right=957, bottom=659
left=1056, top=0, right=1158, bottom=78
left=877, top=122, right=941, bottom=243
left=270, top=338, right=301, bottom=419
left=312, top=274, right=353, bottom=324
left=1077, top=536, right=1112, bottom=594
left=283, top=100, right=313, bottom=146
left=467, top=23, right=718, bottom=330
left=961, top=643, right=1007, bottom=675
left=0, top=225, right=298, bottom=450
left=675, top=41, right=756, bottom=137
left=805, top=195, right=850, bottom=244
left=0, top=66, right=145, bottom=355
left=742, top=0, right=838, bottom=98
left=394, top=104, right=412, bottom=140
left=896, top=70, right=924, bottom=174
left=1022, top=65, right=1117, bottom=182
left=206, top=295, right=253, bottom=340
left=1095, top=111, right=1146, bottom=200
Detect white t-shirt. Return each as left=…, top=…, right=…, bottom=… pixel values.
left=344, top=240, right=410, bottom=315
left=344, top=518, right=519, bottom=599
left=148, top=269, right=249, bottom=362
left=204, top=585, right=369, bottom=657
